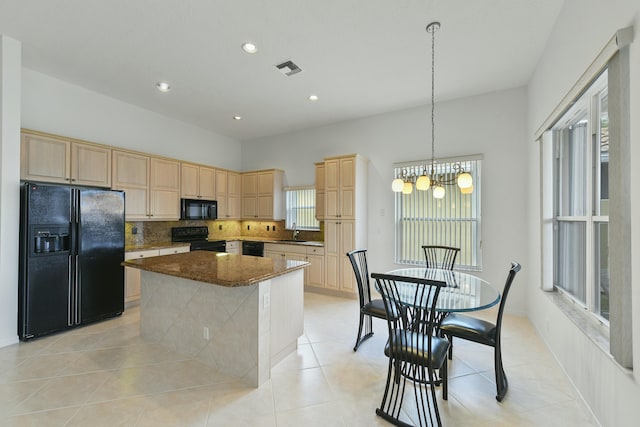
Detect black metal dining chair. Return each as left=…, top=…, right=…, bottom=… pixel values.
left=347, top=249, right=387, bottom=351
left=421, top=245, right=460, bottom=270
left=439, top=261, right=521, bottom=402
left=371, top=272, right=449, bottom=427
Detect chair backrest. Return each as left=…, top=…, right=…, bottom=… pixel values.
left=494, top=262, right=521, bottom=342
left=422, top=245, right=460, bottom=270
left=347, top=249, right=372, bottom=308
left=371, top=272, right=446, bottom=337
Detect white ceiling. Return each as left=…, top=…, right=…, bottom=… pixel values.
left=0, top=0, right=563, bottom=141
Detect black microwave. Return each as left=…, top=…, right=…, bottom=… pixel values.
left=180, top=199, right=217, bottom=220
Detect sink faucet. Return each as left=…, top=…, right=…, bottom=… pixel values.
left=292, top=223, right=300, bottom=241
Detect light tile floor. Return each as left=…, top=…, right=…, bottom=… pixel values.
left=0, top=293, right=597, bottom=426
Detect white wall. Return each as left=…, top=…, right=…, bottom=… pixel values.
left=22, top=69, right=242, bottom=170
left=527, top=1, right=640, bottom=426
left=243, top=87, right=530, bottom=314
left=0, top=36, right=21, bottom=347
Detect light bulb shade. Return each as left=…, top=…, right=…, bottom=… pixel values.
left=433, top=185, right=445, bottom=199
left=416, top=174, right=431, bottom=190
left=457, top=172, right=473, bottom=189
left=392, top=178, right=405, bottom=192
left=402, top=182, right=413, bottom=194
left=460, top=184, right=474, bottom=194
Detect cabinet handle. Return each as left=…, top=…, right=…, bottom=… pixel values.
left=139, top=254, right=144, bottom=258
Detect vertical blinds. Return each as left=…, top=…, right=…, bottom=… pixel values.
left=394, top=157, right=482, bottom=270
left=285, top=187, right=320, bottom=230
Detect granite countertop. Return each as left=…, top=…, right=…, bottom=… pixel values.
left=122, top=251, right=308, bottom=287
left=125, top=242, right=191, bottom=252
left=225, top=236, right=324, bottom=247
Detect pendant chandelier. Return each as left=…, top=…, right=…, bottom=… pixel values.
left=392, top=22, right=473, bottom=197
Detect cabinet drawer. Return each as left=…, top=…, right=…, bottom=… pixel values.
left=158, top=246, right=190, bottom=256
left=306, top=246, right=325, bottom=256
left=125, top=249, right=159, bottom=260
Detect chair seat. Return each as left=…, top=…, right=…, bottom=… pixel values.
left=384, top=330, right=450, bottom=368
left=439, top=313, right=497, bottom=347
left=362, top=298, right=387, bottom=319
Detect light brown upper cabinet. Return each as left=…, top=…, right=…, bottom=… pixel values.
left=324, top=155, right=360, bottom=220
left=21, top=132, right=111, bottom=187
left=241, top=169, right=284, bottom=220
left=181, top=163, right=216, bottom=200
left=315, top=162, right=325, bottom=221
left=216, top=169, right=241, bottom=219
left=112, top=150, right=180, bottom=220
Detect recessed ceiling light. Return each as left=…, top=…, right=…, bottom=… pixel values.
left=233, top=116, right=242, bottom=120
left=156, top=81, right=171, bottom=92
left=241, top=42, right=257, bottom=54
left=308, top=94, right=319, bottom=101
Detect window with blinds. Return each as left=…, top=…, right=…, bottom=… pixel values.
left=394, top=157, right=482, bottom=270
left=285, top=187, right=320, bottom=231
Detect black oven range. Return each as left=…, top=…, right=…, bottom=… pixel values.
left=171, top=226, right=226, bottom=252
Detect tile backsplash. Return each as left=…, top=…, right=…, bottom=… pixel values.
left=126, top=220, right=323, bottom=247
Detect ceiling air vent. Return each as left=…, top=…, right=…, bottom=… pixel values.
left=276, top=60, right=302, bottom=76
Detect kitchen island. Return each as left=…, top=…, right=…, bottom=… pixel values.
left=123, top=251, right=307, bottom=387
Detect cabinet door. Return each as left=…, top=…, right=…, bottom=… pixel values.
left=315, top=163, right=325, bottom=220
left=306, top=254, right=324, bottom=288
left=257, top=171, right=274, bottom=195
left=199, top=167, right=216, bottom=200
left=124, top=249, right=159, bottom=303
left=258, top=195, right=274, bottom=219
left=339, top=220, right=356, bottom=293
left=150, top=158, right=180, bottom=220
left=339, top=158, right=356, bottom=219
left=113, top=151, right=149, bottom=187
left=181, top=163, right=199, bottom=198
left=242, top=173, right=258, bottom=218
left=324, top=159, right=339, bottom=218
left=21, top=133, right=70, bottom=183
left=324, top=220, right=340, bottom=290
left=227, top=172, right=241, bottom=219
left=215, top=169, right=228, bottom=217
left=113, top=151, right=149, bottom=219
left=71, top=142, right=111, bottom=187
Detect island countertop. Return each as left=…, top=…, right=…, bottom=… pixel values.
left=122, top=251, right=308, bottom=287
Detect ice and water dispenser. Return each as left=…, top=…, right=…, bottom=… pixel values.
left=33, top=228, right=69, bottom=253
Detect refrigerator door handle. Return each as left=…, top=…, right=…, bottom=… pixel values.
left=75, top=255, right=81, bottom=325
left=68, top=256, right=73, bottom=326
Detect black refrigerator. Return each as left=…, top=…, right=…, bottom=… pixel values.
left=18, top=182, right=125, bottom=340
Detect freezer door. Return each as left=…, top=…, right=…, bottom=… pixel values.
left=19, top=183, right=73, bottom=340
left=77, top=189, right=125, bottom=323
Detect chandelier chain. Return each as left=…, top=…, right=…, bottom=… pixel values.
left=431, top=23, right=436, bottom=173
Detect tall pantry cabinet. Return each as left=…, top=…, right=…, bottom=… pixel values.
left=322, top=154, right=367, bottom=295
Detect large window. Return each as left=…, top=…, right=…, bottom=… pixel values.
left=285, top=187, right=320, bottom=231
left=394, top=157, right=482, bottom=270
left=552, top=70, right=609, bottom=321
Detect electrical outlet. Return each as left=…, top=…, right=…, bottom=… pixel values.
left=247, top=225, right=250, bottom=230
left=267, top=225, right=270, bottom=231
left=218, top=224, right=222, bottom=230
left=131, top=227, right=137, bottom=235
left=273, top=225, right=276, bottom=231
left=203, top=327, right=210, bottom=340
left=263, top=294, right=270, bottom=308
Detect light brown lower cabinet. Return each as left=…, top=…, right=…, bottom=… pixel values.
left=124, top=246, right=190, bottom=303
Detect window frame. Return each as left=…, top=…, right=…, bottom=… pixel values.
left=551, top=70, right=610, bottom=324
left=393, top=155, right=482, bottom=271
left=284, top=186, right=320, bottom=231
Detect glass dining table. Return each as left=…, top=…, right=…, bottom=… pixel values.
left=384, top=267, right=501, bottom=314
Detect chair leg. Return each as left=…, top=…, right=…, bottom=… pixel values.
left=494, top=343, right=508, bottom=402
left=353, top=313, right=374, bottom=351
left=353, top=312, right=365, bottom=351
left=441, top=358, right=448, bottom=401
left=447, top=336, right=453, bottom=360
